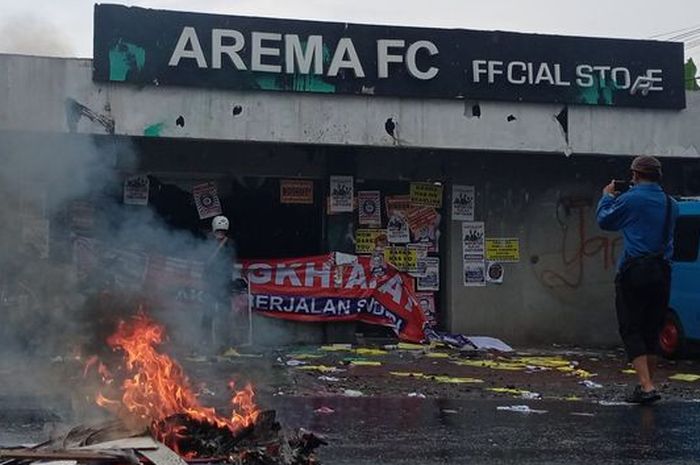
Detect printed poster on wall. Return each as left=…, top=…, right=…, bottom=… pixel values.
left=415, top=292, right=437, bottom=327
left=452, top=185, right=475, bottom=221
left=358, top=191, right=382, bottom=226
left=464, top=261, right=486, bottom=287
left=193, top=182, right=222, bottom=219
left=385, top=195, right=411, bottom=216
left=330, top=176, right=354, bottom=213
left=280, top=179, right=314, bottom=204
left=462, top=221, right=485, bottom=260
left=486, top=262, right=505, bottom=284
left=485, top=238, right=520, bottom=263
left=410, top=182, right=443, bottom=208
left=355, top=229, right=387, bottom=254
left=387, top=213, right=410, bottom=244
left=417, top=257, right=440, bottom=291
left=123, top=175, right=150, bottom=206
left=408, top=243, right=429, bottom=277
left=384, top=246, right=419, bottom=274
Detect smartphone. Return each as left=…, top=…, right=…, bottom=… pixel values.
left=613, top=180, right=631, bottom=193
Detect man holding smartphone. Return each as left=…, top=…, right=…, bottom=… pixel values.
left=596, top=156, right=678, bottom=404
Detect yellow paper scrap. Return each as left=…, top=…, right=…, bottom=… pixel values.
left=354, top=348, right=389, bottom=356
left=621, top=369, right=636, bottom=375
left=397, top=342, right=425, bottom=350
left=297, top=365, right=341, bottom=373
left=513, top=357, right=571, bottom=368
left=452, top=360, right=525, bottom=371
left=556, top=366, right=575, bottom=373
left=430, top=376, right=484, bottom=384
left=572, top=369, right=594, bottom=379
left=320, top=344, right=353, bottom=351
left=565, top=396, right=582, bottom=401
left=350, top=360, right=382, bottom=367
left=425, top=352, right=451, bottom=359
left=389, top=371, right=425, bottom=378
left=291, top=353, right=323, bottom=360
left=488, top=387, right=527, bottom=395
left=222, top=348, right=240, bottom=357
left=669, top=373, right=700, bottom=382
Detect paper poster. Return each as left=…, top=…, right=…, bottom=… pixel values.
left=406, top=206, right=439, bottom=233
left=358, top=191, right=382, bottom=226
left=330, top=176, right=354, bottom=213
left=21, top=217, right=50, bottom=259
left=408, top=243, right=429, bottom=277
left=417, top=257, right=440, bottom=291
left=410, top=182, right=443, bottom=208
left=387, top=212, right=410, bottom=243
left=415, top=292, right=437, bottom=327
left=452, top=185, right=475, bottom=221
left=383, top=246, right=419, bottom=273
left=464, top=260, right=486, bottom=287
left=123, top=175, right=149, bottom=206
left=385, top=195, right=411, bottom=216
left=462, top=221, right=485, bottom=260
left=280, top=179, right=314, bottom=204
left=486, top=262, right=505, bottom=284
left=414, top=222, right=440, bottom=253
left=355, top=229, right=387, bottom=254
left=193, top=182, right=222, bottom=219
left=485, top=238, right=520, bottom=263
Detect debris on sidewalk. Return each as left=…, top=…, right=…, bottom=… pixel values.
left=343, top=389, right=364, bottom=397
left=580, top=380, right=603, bottom=389
left=297, top=365, right=346, bottom=373
left=496, top=405, right=547, bottom=414
left=669, top=373, right=700, bottom=382
left=408, top=392, right=427, bottom=398
left=488, top=388, right=541, bottom=399
left=571, top=412, right=596, bottom=417
left=318, top=375, right=341, bottom=382
left=348, top=360, right=382, bottom=367
left=314, top=406, right=335, bottom=414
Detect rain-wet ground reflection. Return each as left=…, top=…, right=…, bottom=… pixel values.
left=268, top=397, right=700, bottom=464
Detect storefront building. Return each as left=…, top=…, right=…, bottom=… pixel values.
left=1, top=4, right=699, bottom=346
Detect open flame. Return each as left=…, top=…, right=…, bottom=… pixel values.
left=92, top=312, right=259, bottom=455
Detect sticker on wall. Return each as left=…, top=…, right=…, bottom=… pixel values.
left=417, top=257, right=440, bottom=291
left=410, top=182, right=443, bottom=208
left=486, top=262, right=505, bottom=284
left=408, top=243, right=429, bottom=277
left=329, top=176, right=354, bottom=213
left=415, top=292, right=437, bottom=327
left=384, top=245, right=419, bottom=274
left=123, top=175, right=149, bottom=206
left=355, top=229, right=387, bottom=254
left=193, top=181, right=222, bottom=219
left=280, top=179, right=314, bottom=204
left=385, top=195, right=411, bottom=216
left=462, top=221, right=485, bottom=260
left=358, top=190, right=382, bottom=226
left=387, top=212, right=410, bottom=243
left=485, top=238, right=520, bottom=263
left=464, top=260, right=486, bottom=287
left=452, top=185, right=475, bottom=221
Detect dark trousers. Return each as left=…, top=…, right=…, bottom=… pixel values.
left=615, top=257, right=671, bottom=361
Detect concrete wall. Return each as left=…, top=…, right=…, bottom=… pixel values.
left=1, top=54, right=699, bottom=157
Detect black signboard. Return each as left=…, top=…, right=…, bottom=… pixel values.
left=94, top=4, right=686, bottom=109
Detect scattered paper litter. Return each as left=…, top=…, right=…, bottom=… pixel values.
left=318, top=375, right=341, bottom=382
left=390, top=371, right=425, bottom=378
left=669, top=373, right=700, bottom=382
left=441, top=409, right=458, bottom=414
left=286, top=359, right=306, bottom=367
left=598, top=400, right=632, bottom=406
left=496, top=405, right=547, bottom=414
left=297, top=365, right=345, bottom=373
left=621, top=369, right=636, bottom=374
left=353, top=348, right=388, bottom=356
left=314, top=406, right=335, bottom=414
left=466, top=337, right=513, bottom=352
left=425, top=352, right=451, bottom=359
left=408, top=392, right=427, bottom=398
left=488, top=388, right=541, bottom=399
left=320, top=344, right=353, bottom=351
left=580, top=380, right=603, bottom=389
left=343, top=389, right=364, bottom=397
left=571, top=412, right=596, bottom=417
left=349, top=360, right=382, bottom=367
left=291, top=353, right=323, bottom=360
left=397, top=342, right=425, bottom=350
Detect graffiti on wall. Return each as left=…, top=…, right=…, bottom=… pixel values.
left=539, top=196, right=623, bottom=289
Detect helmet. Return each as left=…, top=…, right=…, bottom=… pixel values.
left=211, top=215, right=229, bottom=232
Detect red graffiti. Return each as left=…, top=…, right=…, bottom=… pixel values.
left=540, top=205, right=623, bottom=289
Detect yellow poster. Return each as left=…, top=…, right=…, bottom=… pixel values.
left=485, top=238, right=520, bottom=263
left=356, top=229, right=386, bottom=254
left=384, top=246, right=419, bottom=273
left=410, top=183, right=443, bottom=208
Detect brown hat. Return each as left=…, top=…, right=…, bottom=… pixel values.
left=631, top=156, right=662, bottom=176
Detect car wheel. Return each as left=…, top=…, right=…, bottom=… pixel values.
left=659, top=311, right=684, bottom=358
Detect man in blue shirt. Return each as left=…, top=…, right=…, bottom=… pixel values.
left=597, top=155, right=678, bottom=404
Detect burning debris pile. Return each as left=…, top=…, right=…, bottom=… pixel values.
left=1, top=313, right=324, bottom=465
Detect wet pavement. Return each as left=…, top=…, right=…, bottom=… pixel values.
left=3, top=395, right=700, bottom=464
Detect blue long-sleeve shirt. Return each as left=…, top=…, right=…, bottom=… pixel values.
left=596, top=183, right=678, bottom=270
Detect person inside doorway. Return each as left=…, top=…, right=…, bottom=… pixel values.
left=202, top=215, right=236, bottom=354
left=596, top=156, right=678, bottom=404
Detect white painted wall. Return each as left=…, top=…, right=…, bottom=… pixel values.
left=1, top=54, right=698, bottom=157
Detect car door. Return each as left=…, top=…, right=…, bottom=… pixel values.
left=670, top=215, right=700, bottom=340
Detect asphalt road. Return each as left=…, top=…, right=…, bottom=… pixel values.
left=3, top=394, right=700, bottom=464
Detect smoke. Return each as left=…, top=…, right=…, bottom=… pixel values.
left=0, top=14, right=74, bottom=57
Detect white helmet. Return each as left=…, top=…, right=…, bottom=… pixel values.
left=211, top=215, right=229, bottom=232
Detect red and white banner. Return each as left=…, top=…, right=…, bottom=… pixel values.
left=74, top=241, right=426, bottom=343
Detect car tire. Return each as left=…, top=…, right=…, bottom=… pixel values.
left=659, top=311, right=685, bottom=359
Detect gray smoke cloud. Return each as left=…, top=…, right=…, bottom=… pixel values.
left=0, top=14, right=74, bottom=57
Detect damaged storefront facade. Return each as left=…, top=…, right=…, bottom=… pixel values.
left=1, top=4, right=700, bottom=347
